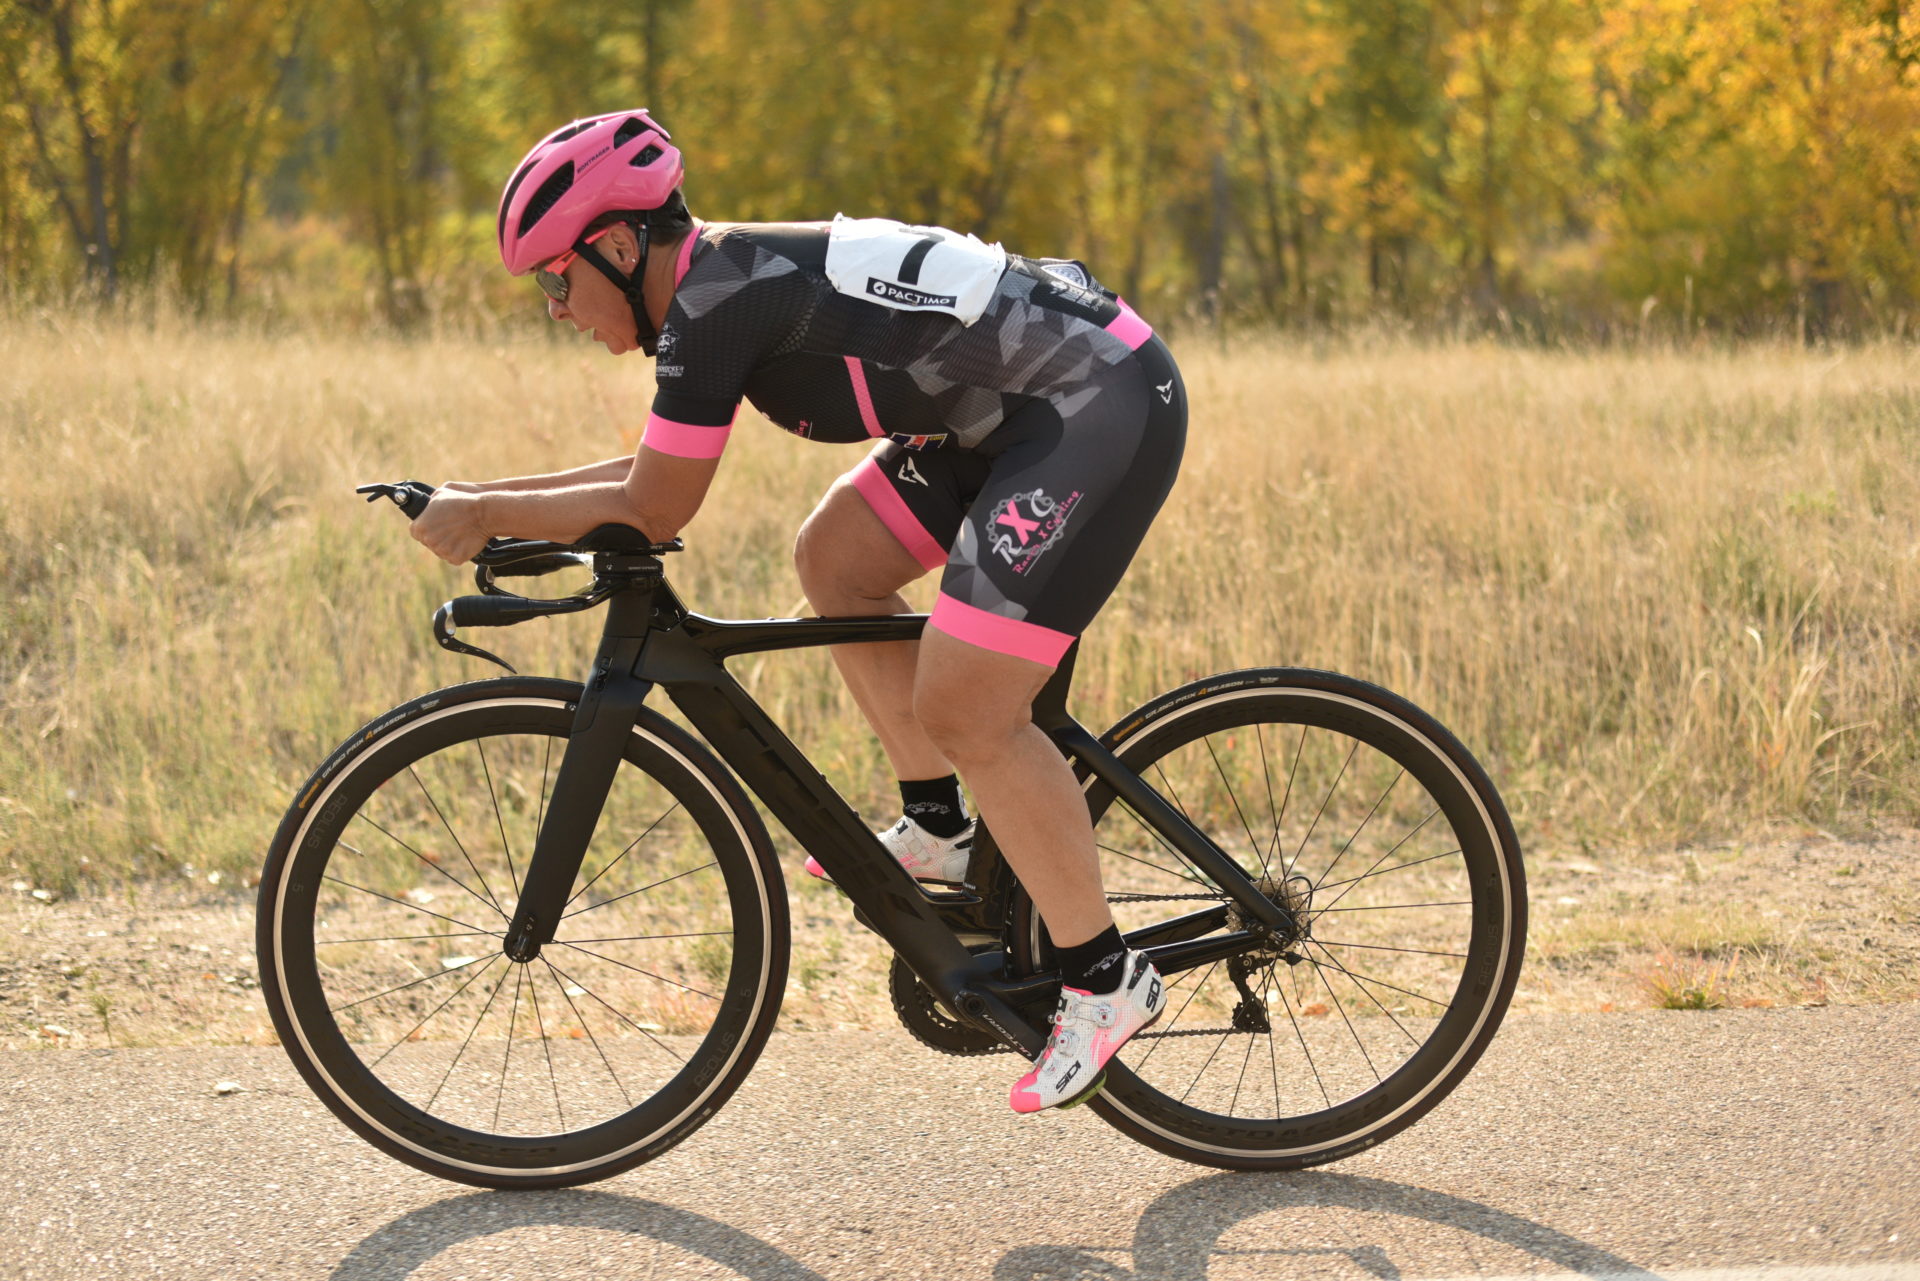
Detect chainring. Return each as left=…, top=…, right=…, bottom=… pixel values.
left=887, top=955, right=1007, bottom=1057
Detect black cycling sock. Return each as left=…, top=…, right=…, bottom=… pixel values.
left=1057, top=924, right=1129, bottom=994
left=899, top=775, right=968, bottom=838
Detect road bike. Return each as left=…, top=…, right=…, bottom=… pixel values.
left=255, top=480, right=1528, bottom=1189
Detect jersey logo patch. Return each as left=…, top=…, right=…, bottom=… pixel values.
left=655, top=324, right=679, bottom=359
left=1156, top=379, right=1174, bottom=404
left=898, top=457, right=927, bottom=487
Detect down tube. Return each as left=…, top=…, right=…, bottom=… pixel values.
left=641, top=629, right=982, bottom=994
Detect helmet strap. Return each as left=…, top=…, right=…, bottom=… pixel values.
left=573, top=218, right=661, bottom=356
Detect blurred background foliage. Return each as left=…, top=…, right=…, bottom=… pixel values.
left=2, top=0, right=1918, bottom=339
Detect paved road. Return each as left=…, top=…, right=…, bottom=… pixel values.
left=3, top=1005, right=1916, bottom=1281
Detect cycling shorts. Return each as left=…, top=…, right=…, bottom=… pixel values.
left=845, top=334, right=1187, bottom=667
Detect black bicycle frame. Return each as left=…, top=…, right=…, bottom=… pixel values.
left=494, top=554, right=1292, bottom=1056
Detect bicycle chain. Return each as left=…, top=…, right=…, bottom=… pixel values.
left=1105, top=892, right=1227, bottom=903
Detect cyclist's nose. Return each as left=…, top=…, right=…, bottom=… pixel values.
left=547, top=296, right=569, bottom=323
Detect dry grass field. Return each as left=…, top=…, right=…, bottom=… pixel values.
left=3, top=313, right=1919, bottom=1040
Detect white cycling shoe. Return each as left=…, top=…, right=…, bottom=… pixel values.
left=805, top=815, right=975, bottom=885
left=1010, top=949, right=1166, bottom=1114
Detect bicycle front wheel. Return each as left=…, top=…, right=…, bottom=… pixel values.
left=257, top=677, right=786, bottom=1188
left=1009, top=668, right=1525, bottom=1170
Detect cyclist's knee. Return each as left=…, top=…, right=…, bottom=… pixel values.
left=912, top=642, right=1046, bottom=762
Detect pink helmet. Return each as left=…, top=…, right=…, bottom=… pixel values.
left=496, top=110, right=686, bottom=274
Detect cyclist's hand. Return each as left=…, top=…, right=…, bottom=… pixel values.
left=411, top=488, right=492, bottom=564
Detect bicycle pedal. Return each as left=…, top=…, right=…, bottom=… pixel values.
left=1056, top=1071, right=1107, bottom=1110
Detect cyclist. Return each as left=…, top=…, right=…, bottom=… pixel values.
left=412, top=110, right=1184, bottom=1113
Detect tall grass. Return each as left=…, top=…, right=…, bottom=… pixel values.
left=4, top=313, right=1919, bottom=891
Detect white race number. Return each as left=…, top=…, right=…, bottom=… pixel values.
left=824, top=215, right=1007, bottom=326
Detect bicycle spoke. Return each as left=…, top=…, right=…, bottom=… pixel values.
left=1202, top=734, right=1264, bottom=873
left=426, top=960, right=513, bottom=1111
left=1312, top=842, right=1455, bottom=897
left=1097, top=840, right=1210, bottom=891
left=1254, top=722, right=1280, bottom=877
left=557, top=930, right=734, bottom=945
left=1151, top=760, right=1198, bottom=830
left=526, top=967, right=564, bottom=1132
left=1314, top=900, right=1472, bottom=913
left=1305, top=941, right=1447, bottom=1011
left=1227, top=1028, right=1257, bottom=1117
left=351, top=814, right=504, bottom=922
left=1312, top=767, right=1402, bottom=891
left=1314, top=812, right=1444, bottom=910
left=1273, top=979, right=1332, bottom=1110
left=541, top=957, right=633, bottom=1109
left=562, top=859, right=718, bottom=920
left=317, top=930, right=498, bottom=946
left=476, top=739, right=521, bottom=901
left=1114, top=801, right=1208, bottom=884
left=1273, top=725, right=1306, bottom=873
left=409, top=764, right=506, bottom=915
left=1310, top=941, right=1423, bottom=1046
left=1179, top=1029, right=1234, bottom=1105
left=366, top=955, right=504, bottom=1068
left=1312, top=938, right=1468, bottom=960
left=1285, top=740, right=1357, bottom=881
left=544, top=957, right=687, bottom=1065
left=1133, top=961, right=1218, bottom=1069
left=1315, top=959, right=1380, bottom=1083
left=553, top=940, right=722, bottom=1002
left=563, top=801, right=684, bottom=910
left=533, top=736, right=553, bottom=868
left=495, top=966, right=525, bottom=1130
left=320, top=874, right=502, bottom=938
left=327, top=953, right=490, bottom=1015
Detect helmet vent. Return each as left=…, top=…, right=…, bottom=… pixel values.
left=613, top=117, right=653, bottom=148
left=518, top=162, right=575, bottom=235
left=631, top=144, right=663, bottom=168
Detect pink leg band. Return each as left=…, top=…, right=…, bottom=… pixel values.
left=1106, top=298, right=1153, bottom=351
left=928, top=593, right=1075, bottom=667
left=851, top=457, right=947, bottom=571
left=845, top=357, right=886, bottom=438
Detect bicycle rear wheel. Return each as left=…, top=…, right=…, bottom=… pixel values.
left=257, top=677, right=786, bottom=1188
left=1008, top=668, right=1525, bottom=1170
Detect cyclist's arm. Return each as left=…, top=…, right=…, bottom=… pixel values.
left=467, top=447, right=717, bottom=544
left=443, top=456, right=634, bottom=494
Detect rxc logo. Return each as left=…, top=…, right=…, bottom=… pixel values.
left=988, top=487, right=1082, bottom=574
left=868, top=278, right=957, bottom=308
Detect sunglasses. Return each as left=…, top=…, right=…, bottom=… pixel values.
left=535, top=224, right=622, bottom=303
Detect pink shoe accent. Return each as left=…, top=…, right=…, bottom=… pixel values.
left=804, top=854, right=828, bottom=879
left=1008, top=1073, right=1046, bottom=1114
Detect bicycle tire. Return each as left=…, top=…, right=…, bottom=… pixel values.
left=1006, top=667, right=1525, bottom=1170
left=256, top=677, right=787, bottom=1189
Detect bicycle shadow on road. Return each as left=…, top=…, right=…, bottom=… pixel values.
left=325, top=1189, right=826, bottom=1281
left=995, top=1170, right=1660, bottom=1281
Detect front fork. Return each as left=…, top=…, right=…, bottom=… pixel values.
left=500, top=588, right=657, bottom=963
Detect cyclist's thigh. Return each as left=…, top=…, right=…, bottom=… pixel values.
left=929, top=335, right=1188, bottom=668
left=824, top=439, right=991, bottom=580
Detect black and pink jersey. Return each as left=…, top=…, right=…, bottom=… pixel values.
left=641, top=218, right=1156, bottom=459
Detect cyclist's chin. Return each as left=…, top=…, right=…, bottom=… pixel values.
left=591, top=329, right=637, bottom=355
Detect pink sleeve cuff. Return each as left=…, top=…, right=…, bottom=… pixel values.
left=641, top=410, right=734, bottom=459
